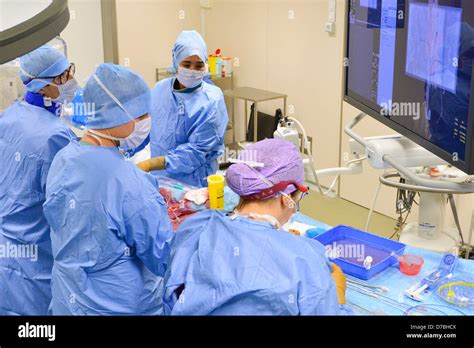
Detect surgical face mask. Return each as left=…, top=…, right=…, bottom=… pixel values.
left=88, top=117, right=151, bottom=151
left=281, top=191, right=297, bottom=215
left=52, top=78, right=78, bottom=104
left=85, top=73, right=152, bottom=152
left=176, top=66, right=205, bottom=89
left=280, top=191, right=306, bottom=228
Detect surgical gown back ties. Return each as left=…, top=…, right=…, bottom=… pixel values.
left=43, top=140, right=174, bottom=315
left=0, top=100, right=76, bottom=315
left=150, top=78, right=229, bottom=187
left=163, top=210, right=348, bottom=315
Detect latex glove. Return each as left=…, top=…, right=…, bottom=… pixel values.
left=331, top=262, right=347, bottom=305
left=137, top=156, right=166, bottom=172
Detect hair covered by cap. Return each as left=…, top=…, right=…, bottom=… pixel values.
left=19, top=44, right=70, bottom=93
left=83, top=63, right=151, bottom=130
left=226, top=139, right=304, bottom=198
left=172, top=30, right=208, bottom=72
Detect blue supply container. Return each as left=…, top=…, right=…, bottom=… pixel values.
left=315, top=225, right=406, bottom=280
left=305, top=227, right=327, bottom=239
left=71, top=89, right=87, bottom=127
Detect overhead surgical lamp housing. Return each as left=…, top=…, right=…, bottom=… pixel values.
left=0, top=0, right=70, bottom=64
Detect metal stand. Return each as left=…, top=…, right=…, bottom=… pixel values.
left=224, top=87, right=287, bottom=144
left=379, top=173, right=465, bottom=254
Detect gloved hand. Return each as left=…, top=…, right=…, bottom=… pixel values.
left=330, top=262, right=347, bottom=305
left=137, top=156, right=166, bottom=172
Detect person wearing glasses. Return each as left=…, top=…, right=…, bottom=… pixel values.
left=163, top=139, right=349, bottom=315
left=0, top=44, right=77, bottom=315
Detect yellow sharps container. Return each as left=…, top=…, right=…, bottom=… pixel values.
left=207, top=174, right=225, bottom=210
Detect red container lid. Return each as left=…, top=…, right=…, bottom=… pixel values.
left=399, top=254, right=424, bottom=276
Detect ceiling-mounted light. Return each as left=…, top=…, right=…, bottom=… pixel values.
left=0, top=0, right=70, bottom=64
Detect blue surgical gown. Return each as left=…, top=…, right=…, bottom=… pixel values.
left=0, top=100, right=76, bottom=315
left=43, top=140, right=173, bottom=315
left=163, top=210, right=346, bottom=315
left=150, top=78, right=229, bottom=187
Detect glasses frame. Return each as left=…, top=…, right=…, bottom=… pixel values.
left=32, top=62, right=75, bottom=85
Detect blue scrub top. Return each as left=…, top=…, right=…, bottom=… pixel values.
left=0, top=100, right=76, bottom=315
left=150, top=78, right=229, bottom=187
left=43, top=140, right=173, bottom=315
left=163, top=210, right=345, bottom=315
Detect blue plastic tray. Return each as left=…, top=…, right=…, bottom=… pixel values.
left=314, top=225, right=406, bottom=280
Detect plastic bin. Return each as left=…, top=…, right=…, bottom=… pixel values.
left=315, top=225, right=406, bottom=280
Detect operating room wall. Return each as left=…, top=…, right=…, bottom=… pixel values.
left=207, top=0, right=417, bottom=228
left=115, top=0, right=202, bottom=87
left=115, top=0, right=473, bottom=243
left=115, top=0, right=345, bottom=189
left=205, top=0, right=473, bottom=243
left=60, top=0, right=105, bottom=84
left=201, top=0, right=347, bottom=188
left=204, top=0, right=473, bottom=242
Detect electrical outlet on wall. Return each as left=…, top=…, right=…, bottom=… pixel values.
left=326, top=0, right=336, bottom=33
left=325, top=22, right=335, bottom=33
left=200, top=0, right=211, bottom=9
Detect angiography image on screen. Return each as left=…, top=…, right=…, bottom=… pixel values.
left=405, top=3, right=462, bottom=94
left=346, top=0, right=474, bottom=173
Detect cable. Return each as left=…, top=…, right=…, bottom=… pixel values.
left=404, top=304, right=467, bottom=316
left=288, top=117, right=327, bottom=196
left=396, top=178, right=417, bottom=215
left=287, top=117, right=334, bottom=197
left=346, top=156, right=367, bottom=165
left=287, top=117, right=365, bottom=197
left=448, top=194, right=465, bottom=246
left=467, top=212, right=474, bottom=259
left=388, top=178, right=417, bottom=240
left=365, top=180, right=382, bottom=232
left=389, top=210, right=411, bottom=240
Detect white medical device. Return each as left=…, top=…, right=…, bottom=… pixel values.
left=365, top=136, right=446, bottom=170
left=346, top=113, right=474, bottom=255
left=274, top=115, right=364, bottom=197
left=274, top=112, right=474, bottom=256
left=0, top=60, right=25, bottom=112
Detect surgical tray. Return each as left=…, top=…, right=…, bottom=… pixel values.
left=315, top=225, right=406, bottom=280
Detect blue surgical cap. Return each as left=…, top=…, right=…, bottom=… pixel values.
left=172, top=30, right=208, bottom=72
left=83, top=64, right=151, bottom=130
left=19, top=44, right=70, bottom=93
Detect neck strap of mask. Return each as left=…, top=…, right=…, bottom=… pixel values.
left=85, top=129, right=123, bottom=147
left=231, top=211, right=281, bottom=229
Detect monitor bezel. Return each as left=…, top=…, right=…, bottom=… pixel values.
left=343, top=0, right=474, bottom=175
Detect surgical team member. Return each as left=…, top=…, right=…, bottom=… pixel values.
left=43, top=64, right=173, bottom=315
left=163, top=139, right=349, bottom=315
left=0, top=45, right=77, bottom=315
left=141, top=30, right=229, bottom=187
